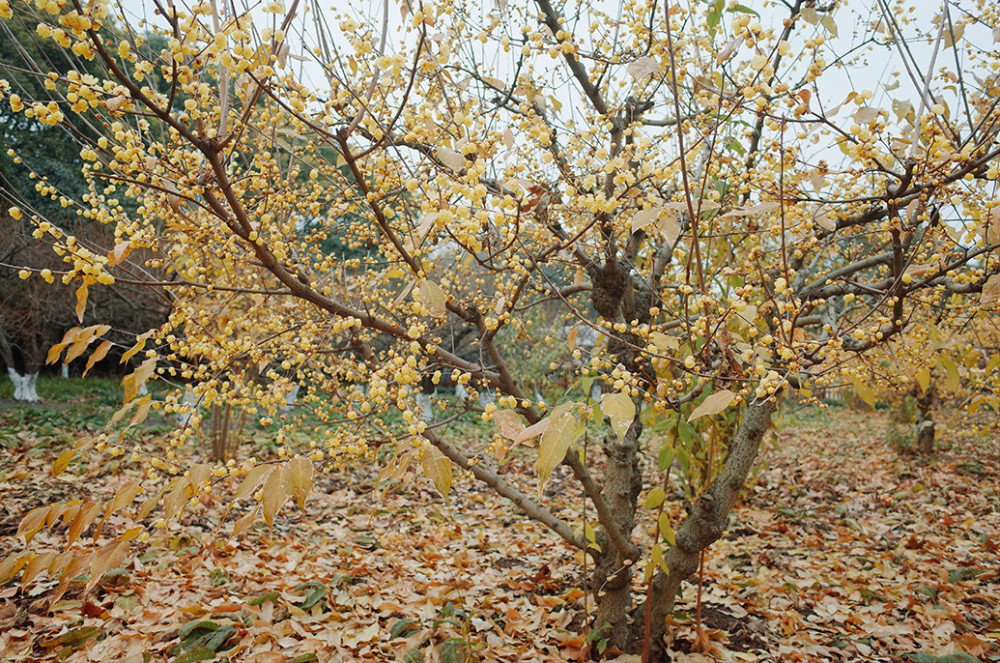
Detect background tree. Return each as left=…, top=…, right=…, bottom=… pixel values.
left=1, top=0, right=998, bottom=658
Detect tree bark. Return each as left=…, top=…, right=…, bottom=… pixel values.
left=591, top=393, right=645, bottom=651
left=637, top=398, right=777, bottom=657
left=915, top=385, right=935, bottom=454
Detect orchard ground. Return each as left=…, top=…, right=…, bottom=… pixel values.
left=0, top=382, right=997, bottom=663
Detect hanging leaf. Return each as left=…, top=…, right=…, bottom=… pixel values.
left=601, top=392, right=636, bottom=441
left=688, top=389, right=736, bottom=422
left=435, top=147, right=466, bottom=171
left=626, top=56, right=659, bottom=80
left=417, top=280, right=448, bottom=317
left=632, top=207, right=662, bottom=232
left=658, top=512, right=676, bottom=546
left=536, top=411, right=579, bottom=498
left=980, top=274, right=999, bottom=307
left=850, top=376, right=876, bottom=408
left=84, top=340, right=113, bottom=376
left=645, top=487, right=665, bottom=510
left=261, top=467, right=288, bottom=528
left=935, top=356, right=961, bottom=392
left=421, top=445, right=453, bottom=503
left=283, top=456, right=314, bottom=511
left=492, top=409, right=526, bottom=439
left=915, top=366, right=931, bottom=393
left=75, top=281, right=89, bottom=323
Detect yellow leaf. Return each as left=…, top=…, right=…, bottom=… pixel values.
left=17, top=506, right=51, bottom=545
left=120, top=330, right=153, bottom=364
left=102, top=480, right=141, bottom=525
left=84, top=340, right=113, bottom=376
left=936, top=356, right=960, bottom=392
left=137, top=485, right=168, bottom=521
left=980, top=274, right=999, bottom=307
left=234, top=463, right=272, bottom=503
left=537, top=411, right=579, bottom=499
left=261, top=467, right=287, bottom=528
left=421, top=446, right=453, bottom=503
left=128, top=395, right=153, bottom=428
left=658, top=512, right=675, bottom=546
left=106, top=241, right=132, bottom=267
left=230, top=505, right=260, bottom=539
left=67, top=501, right=101, bottom=547
left=688, top=389, right=736, bottom=422
left=850, top=376, right=875, bottom=408
left=511, top=417, right=550, bottom=445
left=162, top=479, right=191, bottom=522
left=416, top=280, right=448, bottom=317
left=52, top=449, right=77, bottom=477
left=21, top=552, right=55, bottom=588
left=915, top=366, right=931, bottom=393
left=645, top=487, right=665, bottom=510
left=123, top=358, right=157, bottom=403
left=492, top=409, right=526, bottom=440
left=87, top=540, right=128, bottom=592
left=47, top=327, right=82, bottom=365
left=601, top=392, right=636, bottom=441
left=282, top=456, right=314, bottom=510
left=0, top=554, right=29, bottom=584
left=74, top=281, right=89, bottom=323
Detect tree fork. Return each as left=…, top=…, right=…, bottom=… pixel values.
left=637, top=398, right=778, bottom=658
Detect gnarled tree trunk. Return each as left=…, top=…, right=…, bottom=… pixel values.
left=637, top=398, right=777, bottom=658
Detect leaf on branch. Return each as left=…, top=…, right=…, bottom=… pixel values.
left=915, top=366, right=931, bottom=393
left=283, top=456, right=314, bottom=511
left=84, top=341, right=113, bottom=376
left=688, top=389, right=736, bottom=422
left=935, top=356, right=960, bottom=392
left=231, top=505, right=260, bottom=539
left=631, top=207, right=661, bottom=232
left=850, top=376, right=875, bottom=409
left=980, top=274, right=1000, bottom=307
left=537, top=411, right=579, bottom=499
left=435, top=147, right=466, bottom=171
left=943, top=22, right=965, bottom=49
left=123, top=358, right=157, bottom=403
left=626, top=56, right=659, bottom=80
left=601, top=392, right=635, bottom=441
left=106, top=241, right=132, bottom=267
left=716, top=36, right=742, bottom=66
left=421, top=445, right=453, bottom=503
left=800, top=7, right=820, bottom=24
left=645, top=487, right=665, bottom=510
left=503, top=128, right=514, bottom=149
left=261, top=468, right=288, bottom=528
left=17, top=506, right=51, bottom=545
left=120, top=330, right=154, bottom=364
left=983, top=207, right=1000, bottom=244
left=853, top=106, right=880, bottom=124
left=821, top=14, right=838, bottom=38
left=416, top=280, right=448, bottom=317
left=492, top=409, right=526, bottom=440
left=235, top=464, right=274, bottom=503
left=75, top=281, right=90, bottom=323
left=723, top=202, right=780, bottom=218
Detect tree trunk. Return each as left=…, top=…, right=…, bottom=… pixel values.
left=915, top=385, right=935, bottom=454
left=591, top=394, right=645, bottom=651
left=637, top=398, right=777, bottom=657
left=7, top=367, right=40, bottom=402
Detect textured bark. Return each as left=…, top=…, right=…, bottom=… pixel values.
left=591, top=394, right=645, bottom=651
left=638, top=399, right=777, bottom=656
left=915, top=386, right=935, bottom=454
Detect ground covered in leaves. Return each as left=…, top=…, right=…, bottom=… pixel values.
left=0, top=398, right=997, bottom=663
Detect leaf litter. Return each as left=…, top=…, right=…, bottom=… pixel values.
left=0, top=407, right=997, bottom=662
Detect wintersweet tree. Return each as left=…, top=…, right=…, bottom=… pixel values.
left=2, top=0, right=999, bottom=656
